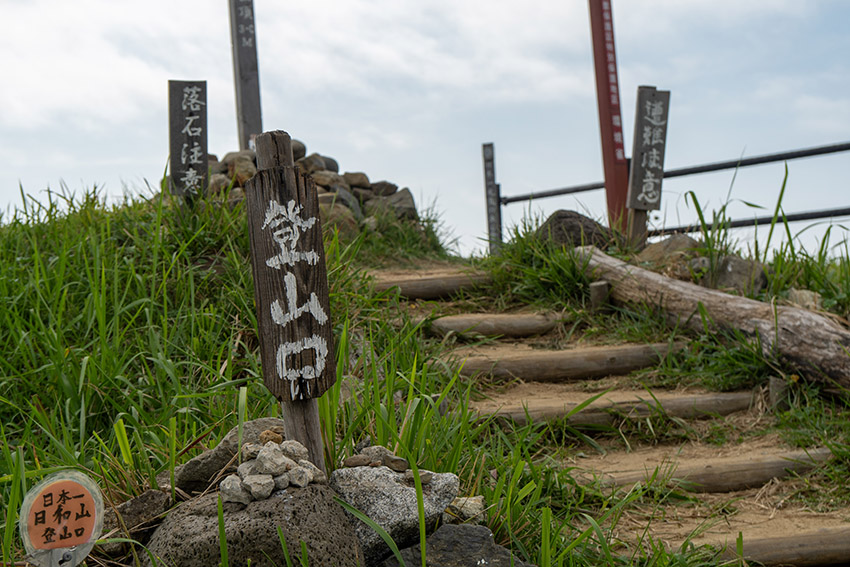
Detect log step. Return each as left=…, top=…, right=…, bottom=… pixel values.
left=719, top=526, right=850, bottom=566
left=457, top=342, right=684, bottom=382
left=427, top=313, right=560, bottom=338
left=479, top=391, right=755, bottom=427
left=372, top=271, right=492, bottom=299
left=595, top=447, right=831, bottom=493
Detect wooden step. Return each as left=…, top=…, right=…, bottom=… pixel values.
left=719, top=526, right=850, bottom=566
left=372, top=271, right=492, bottom=299
left=478, top=390, right=754, bottom=427
left=596, top=447, right=831, bottom=493
left=427, top=313, right=559, bottom=338
left=457, top=342, right=684, bottom=382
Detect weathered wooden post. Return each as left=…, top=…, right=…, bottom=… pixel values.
left=168, top=80, right=208, bottom=197
left=588, top=0, right=630, bottom=232
left=626, top=86, right=670, bottom=248
left=244, top=130, right=334, bottom=473
left=229, top=0, right=263, bottom=150
left=482, top=143, right=502, bottom=253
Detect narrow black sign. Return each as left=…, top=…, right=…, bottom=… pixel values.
left=229, top=0, right=263, bottom=151
left=627, top=86, right=671, bottom=210
left=482, top=143, right=502, bottom=253
left=168, top=80, right=208, bottom=197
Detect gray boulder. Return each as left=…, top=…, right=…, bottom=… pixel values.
left=331, top=466, right=459, bottom=565
left=296, top=153, right=326, bottom=175
left=311, top=170, right=347, bottom=189
left=536, top=210, right=614, bottom=249
left=143, top=486, right=363, bottom=567
left=344, top=171, right=371, bottom=188
left=321, top=155, right=340, bottom=173
left=366, top=188, right=418, bottom=221
left=371, top=180, right=399, bottom=196
left=382, top=524, right=534, bottom=567
left=99, top=489, right=171, bottom=557
left=173, top=418, right=286, bottom=494
left=292, top=139, right=307, bottom=161
left=711, top=255, right=768, bottom=295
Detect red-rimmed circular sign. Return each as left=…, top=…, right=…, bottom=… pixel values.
left=19, top=471, right=103, bottom=565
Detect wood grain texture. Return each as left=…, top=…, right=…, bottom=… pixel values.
left=575, top=246, right=850, bottom=387
left=458, top=342, right=684, bottom=382
left=429, top=313, right=558, bottom=338
left=602, top=448, right=831, bottom=492
left=373, top=273, right=492, bottom=299
left=720, top=526, right=850, bottom=566
left=484, top=391, right=754, bottom=427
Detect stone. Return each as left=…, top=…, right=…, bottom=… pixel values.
left=280, top=440, right=310, bottom=462
left=174, top=418, right=286, bottom=494
left=332, top=187, right=363, bottom=221
left=241, top=442, right=261, bottom=461
left=143, top=486, right=363, bottom=567
left=355, top=436, right=373, bottom=453
left=404, top=469, right=433, bottom=485
left=371, top=180, right=399, bottom=196
left=228, top=156, right=257, bottom=186
left=360, top=445, right=392, bottom=462
left=221, top=149, right=256, bottom=166
left=298, top=459, right=327, bottom=483
left=343, top=171, right=371, bottom=188
left=319, top=202, right=360, bottom=239
left=353, top=187, right=376, bottom=204
left=288, top=466, right=313, bottom=487
left=383, top=454, right=409, bottom=472
left=292, top=139, right=307, bottom=161
left=362, top=216, right=379, bottom=232
left=536, top=209, right=614, bottom=249
left=258, top=429, right=283, bottom=445
left=442, top=495, right=486, bottom=525
left=636, top=234, right=700, bottom=265
left=296, top=153, right=326, bottom=175
left=209, top=157, right=228, bottom=175
left=321, top=155, right=339, bottom=173
left=381, top=524, right=533, bottom=567
left=788, top=288, right=822, bottom=310
left=243, top=474, right=275, bottom=500
left=710, top=255, right=768, bottom=295
left=331, top=465, right=459, bottom=565
left=219, top=475, right=252, bottom=505
left=256, top=442, right=296, bottom=476
left=273, top=473, right=290, bottom=490
left=366, top=188, right=418, bottom=220
left=226, top=187, right=245, bottom=210
left=343, top=454, right=371, bottom=468
left=206, top=173, right=231, bottom=197
left=237, top=460, right=260, bottom=479
left=99, top=489, right=170, bottom=556
left=311, top=170, right=347, bottom=189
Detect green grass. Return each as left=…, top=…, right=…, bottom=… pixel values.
left=2, top=183, right=850, bottom=566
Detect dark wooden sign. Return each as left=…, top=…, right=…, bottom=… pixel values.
left=168, top=80, right=208, bottom=197
left=589, top=0, right=629, bottom=230
left=229, top=0, right=263, bottom=151
left=627, top=86, right=670, bottom=210
left=482, top=143, right=502, bottom=253
left=244, top=139, right=335, bottom=403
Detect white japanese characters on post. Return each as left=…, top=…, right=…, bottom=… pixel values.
left=168, top=80, right=208, bottom=197
left=627, top=86, right=671, bottom=211
left=229, top=0, right=263, bottom=151
left=245, top=142, right=336, bottom=404
left=482, top=143, right=502, bottom=253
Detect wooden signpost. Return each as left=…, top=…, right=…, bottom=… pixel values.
left=588, top=0, right=630, bottom=231
left=168, top=80, right=208, bottom=197
left=19, top=471, right=104, bottom=567
left=482, top=143, right=502, bottom=253
left=626, top=86, right=670, bottom=247
left=244, top=130, right=333, bottom=472
left=229, top=0, right=263, bottom=151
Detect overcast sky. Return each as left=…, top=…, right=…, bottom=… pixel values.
left=2, top=0, right=849, bottom=256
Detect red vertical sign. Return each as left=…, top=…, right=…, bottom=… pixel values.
left=589, top=0, right=629, bottom=231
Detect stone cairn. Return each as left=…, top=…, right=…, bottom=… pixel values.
left=205, top=138, right=419, bottom=236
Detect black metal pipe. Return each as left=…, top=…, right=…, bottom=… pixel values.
left=648, top=206, right=850, bottom=237
left=500, top=141, right=850, bottom=205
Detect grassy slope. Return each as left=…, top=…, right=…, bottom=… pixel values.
left=1, top=189, right=849, bottom=566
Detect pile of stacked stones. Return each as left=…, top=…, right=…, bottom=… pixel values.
left=206, top=139, right=418, bottom=236
left=219, top=430, right=325, bottom=504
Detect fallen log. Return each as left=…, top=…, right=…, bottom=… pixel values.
left=575, top=246, right=850, bottom=388
left=372, top=272, right=492, bottom=299
left=719, top=526, right=850, bottom=566
left=458, top=342, right=684, bottom=382
left=429, top=313, right=559, bottom=338
left=484, top=391, right=753, bottom=426
left=601, top=447, right=831, bottom=492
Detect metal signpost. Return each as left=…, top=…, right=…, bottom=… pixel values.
left=244, top=130, right=334, bottom=472
left=19, top=471, right=104, bottom=567
left=588, top=0, right=629, bottom=231
left=627, top=86, right=670, bottom=247
left=229, top=0, right=263, bottom=151
left=482, top=143, right=502, bottom=253
left=168, top=80, right=208, bottom=198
